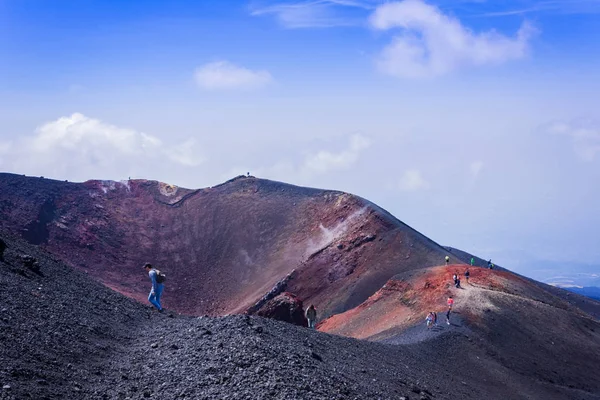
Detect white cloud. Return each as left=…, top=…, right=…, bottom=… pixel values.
left=224, top=133, right=371, bottom=182
left=0, top=113, right=204, bottom=182
left=398, top=169, right=429, bottom=191
left=194, top=61, right=272, bottom=90
left=370, top=0, right=536, bottom=78
left=303, top=133, right=370, bottom=173
left=250, top=0, right=375, bottom=28
left=470, top=160, right=484, bottom=178
left=546, top=120, right=600, bottom=161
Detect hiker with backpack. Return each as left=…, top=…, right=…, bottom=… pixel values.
left=445, top=255, right=450, bottom=266
left=305, top=305, right=317, bottom=329
left=144, top=263, right=165, bottom=312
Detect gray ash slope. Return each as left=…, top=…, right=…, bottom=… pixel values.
left=1, top=234, right=599, bottom=400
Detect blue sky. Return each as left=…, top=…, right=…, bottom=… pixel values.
left=1, top=0, right=600, bottom=285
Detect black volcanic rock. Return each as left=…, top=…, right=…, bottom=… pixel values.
left=254, top=291, right=307, bottom=327
left=0, top=238, right=5, bottom=261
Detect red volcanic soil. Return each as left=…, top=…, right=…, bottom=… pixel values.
left=320, top=265, right=600, bottom=339
left=318, top=264, right=600, bottom=396
left=0, top=173, right=460, bottom=317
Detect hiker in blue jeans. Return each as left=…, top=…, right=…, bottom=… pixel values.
left=144, top=263, right=164, bottom=312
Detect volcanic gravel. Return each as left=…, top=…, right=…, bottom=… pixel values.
left=0, top=234, right=442, bottom=400
left=2, top=234, right=599, bottom=400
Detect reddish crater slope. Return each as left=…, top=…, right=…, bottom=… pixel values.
left=0, top=173, right=460, bottom=316
left=319, top=264, right=600, bottom=395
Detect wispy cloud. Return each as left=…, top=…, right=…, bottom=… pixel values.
left=476, top=0, right=600, bottom=17
left=0, top=113, right=204, bottom=182
left=194, top=61, right=273, bottom=90
left=303, top=133, right=371, bottom=173
left=545, top=119, right=600, bottom=162
left=370, top=0, right=537, bottom=78
left=470, top=160, right=484, bottom=178
left=398, top=169, right=429, bottom=191
left=250, top=0, right=378, bottom=28
left=224, top=133, right=371, bottom=182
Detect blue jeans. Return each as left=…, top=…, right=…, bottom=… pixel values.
left=308, top=319, right=316, bottom=329
left=148, top=284, right=164, bottom=310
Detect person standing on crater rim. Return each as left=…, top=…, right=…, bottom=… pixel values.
left=445, top=255, right=450, bottom=266
left=464, top=269, right=470, bottom=284
left=305, top=305, right=317, bottom=329
left=144, top=263, right=165, bottom=312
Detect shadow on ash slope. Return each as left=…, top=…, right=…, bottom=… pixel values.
left=1, top=235, right=600, bottom=400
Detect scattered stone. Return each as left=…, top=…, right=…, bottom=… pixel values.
left=150, top=343, right=158, bottom=349
left=3, top=385, right=11, bottom=390
left=20, top=254, right=40, bottom=273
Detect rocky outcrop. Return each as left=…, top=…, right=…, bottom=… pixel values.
left=253, top=292, right=307, bottom=327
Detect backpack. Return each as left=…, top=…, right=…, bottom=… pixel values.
left=154, top=269, right=166, bottom=284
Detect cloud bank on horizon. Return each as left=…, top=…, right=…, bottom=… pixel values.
left=1, top=0, right=600, bottom=282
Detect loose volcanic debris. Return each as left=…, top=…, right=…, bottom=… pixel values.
left=3, top=233, right=600, bottom=400
left=0, top=234, right=439, bottom=400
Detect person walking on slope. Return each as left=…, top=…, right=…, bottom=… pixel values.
left=445, top=255, right=450, bottom=266
left=446, top=296, right=454, bottom=325
left=465, top=269, right=470, bottom=284
left=144, top=263, right=165, bottom=312
left=470, top=257, right=474, bottom=266
left=306, top=305, right=317, bottom=329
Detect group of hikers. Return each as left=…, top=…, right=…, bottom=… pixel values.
left=426, top=296, right=454, bottom=328
left=426, top=296, right=454, bottom=327
left=447, top=255, right=495, bottom=270
left=430, top=255, right=496, bottom=328
left=142, top=253, right=495, bottom=331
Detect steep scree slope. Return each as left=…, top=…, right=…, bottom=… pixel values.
left=2, top=234, right=598, bottom=400
left=0, top=173, right=460, bottom=317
